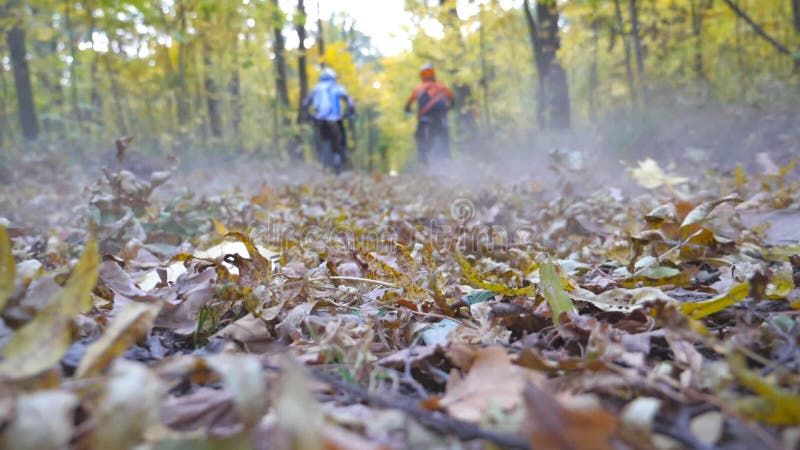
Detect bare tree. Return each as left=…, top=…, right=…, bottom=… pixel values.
left=5, top=0, right=39, bottom=140
left=296, top=0, right=309, bottom=123
left=629, top=0, right=648, bottom=103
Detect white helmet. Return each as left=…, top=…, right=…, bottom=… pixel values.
left=321, top=67, right=337, bottom=81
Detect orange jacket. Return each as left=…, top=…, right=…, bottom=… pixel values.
left=405, top=80, right=455, bottom=118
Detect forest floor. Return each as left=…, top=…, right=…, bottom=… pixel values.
left=1, top=108, right=799, bottom=449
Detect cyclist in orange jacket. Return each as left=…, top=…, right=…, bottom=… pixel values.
left=404, top=64, right=455, bottom=164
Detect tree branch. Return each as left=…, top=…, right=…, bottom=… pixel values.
left=720, top=0, right=796, bottom=59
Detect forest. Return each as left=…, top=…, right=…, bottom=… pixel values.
left=1, top=0, right=798, bottom=168
left=1, top=1, right=800, bottom=449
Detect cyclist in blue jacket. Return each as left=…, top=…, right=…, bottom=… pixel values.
left=302, top=68, right=355, bottom=170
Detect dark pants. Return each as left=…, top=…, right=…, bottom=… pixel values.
left=314, top=119, right=347, bottom=163
left=415, top=112, right=450, bottom=164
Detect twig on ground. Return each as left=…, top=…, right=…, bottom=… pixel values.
left=308, top=368, right=531, bottom=449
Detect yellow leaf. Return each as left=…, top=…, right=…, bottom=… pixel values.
left=766, top=263, right=795, bottom=300
left=763, top=243, right=800, bottom=262
left=225, top=232, right=272, bottom=282
left=629, top=158, right=688, bottom=190
left=76, top=301, right=162, bottom=378
left=734, top=164, right=746, bottom=189
left=680, top=282, right=749, bottom=319
left=211, top=218, right=229, bottom=236
left=730, top=353, right=800, bottom=426
left=0, top=239, right=99, bottom=380
left=455, top=248, right=533, bottom=297
left=0, top=226, right=14, bottom=312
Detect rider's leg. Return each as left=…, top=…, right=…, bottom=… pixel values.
left=312, top=120, right=323, bottom=161
left=327, top=120, right=343, bottom=162
left=440, top=115, right=451, bottom=159
left=415, top=121, right=427, bottom=165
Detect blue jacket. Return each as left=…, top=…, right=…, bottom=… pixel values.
left=303, top=79, right=354, bottom=121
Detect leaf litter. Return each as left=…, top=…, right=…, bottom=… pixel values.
left=0, top=152, right=799, bottom=449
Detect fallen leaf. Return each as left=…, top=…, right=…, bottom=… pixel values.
left=730, top=353, right=800, bottom=426
left=440, top=346, right=535, bottom=422
left=630, top=158, right=688, bottom=190
left=681, top=194, right=741, bottom=229
left=0, top=390, right=77, bottom=450
left=523, top=384, right=619, bottom=450
left=89, top=360, right=165, bottom=448
left=690, top=411, right=724, bottom=445
left=0, top=226, right=13, bottom=312
left=620, top=397, right=661, bottom=443
left=0, top=239, right=99, bottom=380
left=539, top=257, right=576, bottom=325
left=205, top=353, right=268, bottom=429
left=76, top=301, right=162, bottom=377
left=680, top=282, right=749, bottom=319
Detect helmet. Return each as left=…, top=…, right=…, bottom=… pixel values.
left=420, top=63, right=436, bottom=80
left=320, top=67, right=337, bottom=81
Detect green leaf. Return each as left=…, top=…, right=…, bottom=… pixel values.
left=0, top=226, right=14, bottom=312
left=0, top=239, right=99, bottom=380
left=461, top=289, right=497, bottom=306
left=539, top=257, right=576, bottom=326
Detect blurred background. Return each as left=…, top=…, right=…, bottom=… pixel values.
left=0, top=0, right=798, bottom=173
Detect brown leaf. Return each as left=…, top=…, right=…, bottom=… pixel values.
left=523, top=384, right=619, bottom=450
left=115, top=135, right=134, bottom=164
left=440, top=346, right=539, bottom=422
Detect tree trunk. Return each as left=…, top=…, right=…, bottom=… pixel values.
left=296, top=0, right=309, bottom=122
left=228, top=38, right=242, bottom=139
left=203, top=51, right=222, bottom=138
left=589, top=17, right=599, bottom=122
left=689, top=0, right=706, bottom=82
left=271, top=0, right=290, bottom=155
left=522, top=0, right=570, bottom=130
left=176, top=0, right=190, bottom=126
left=271, top=0, right=290, bottom=113
left=439, top=0, right=476, bottom=140
left=522, top=0, right=545, bottom=128
left=613, top=0, right=637, bottom=106
left=6, top=1, right=39, bottom=140
left=316, top=0, right=325, bottom=58
left=103, top=51, right=127, bottom=134
left=0, top=54, right=8, bottom=146
left=64, top=0, right=80, bottom=121
left=200, top=7, right=222, bottom=138
left=629, top=0, right=648, bottom=103
left=478, top=4, right=493, bottom=136
left=87, top=9, right=103, bottom=127
left=229, top=57, right=242, bottom=135
left=793, top=0, right=800, bottom=34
